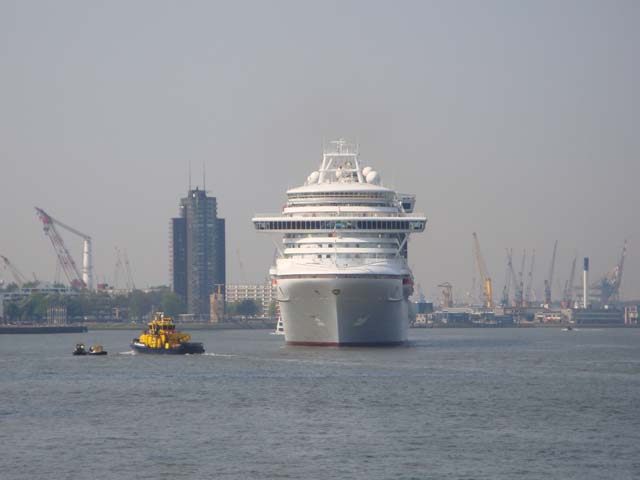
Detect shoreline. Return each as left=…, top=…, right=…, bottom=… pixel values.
left=1, top=322, right=637, bottom=333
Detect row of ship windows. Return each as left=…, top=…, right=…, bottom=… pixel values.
left=285, top=253, right=398, bottom=259
left=284, top=243, right=398, bottom=249
left=286, top=202, right=393, bottom=208
left=282, top=210, right=399, bottom=217
left=287, top=192, right=395, bottom=199
left=255, top=220, right=424, bottom=231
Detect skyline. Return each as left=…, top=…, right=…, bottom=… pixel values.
left=1, top=1, right=639, bottom=300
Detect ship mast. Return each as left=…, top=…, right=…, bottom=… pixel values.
left=318, top=138, right=363, bottom=183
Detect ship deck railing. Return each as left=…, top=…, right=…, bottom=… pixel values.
left=253, top=212, right=426, bottom=218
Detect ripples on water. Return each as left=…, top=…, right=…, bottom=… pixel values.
left=1, top=328, right=639, bottom=479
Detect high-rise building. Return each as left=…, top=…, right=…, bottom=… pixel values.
left=170, top=187, right=225, bottom=317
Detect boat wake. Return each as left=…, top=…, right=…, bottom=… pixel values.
left=202, top=353, right=237, bottom=357
left=118, top=351, right=135, bottom=355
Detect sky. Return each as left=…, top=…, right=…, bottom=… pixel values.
left=1, top=0, right=638, bottom=302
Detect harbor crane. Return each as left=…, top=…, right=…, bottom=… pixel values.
left=500, top=249, right=514, bottom=307
left=544, top=240, right=558, bottom=307
left=0, top=255, right=28, bottom=288
left=123, top=250, right=135, bottom=290
left=114, top=247, right=136, bottom=291
left=438, top=282, right=453, bottom=308
left=562, top=257, right=577, bottom=308
left=472, top=232, right=493, bottom=309
left=512, top=250, right=526, bottom=308
left=592, top=240, right=627, bottom=305
left=35, top=207, right=93, bottom=290
left=524, top=249, right=536, bottom=306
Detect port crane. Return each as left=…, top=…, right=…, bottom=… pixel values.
left=500, top=249, right=514, bottom=307
left=511, top=250, right=526, bottom=308
left=592, top=241, right=627, bottom=305
left=438, top=282, right=453, bottom=308
left=114, top=247, right=136, bottom=291
left=524, top=249, right=536, bottom=306
left=123, top=250, right=135, bottom=290
left=544, top=240, right=558, bottom=307
left=508, top=250, right=522, bottom=307
left=35, top=207, right=93, bottom=290
left=0, top=255, right=28, bottom=288
left=562, top=256, right=577, bottom=308
left=472, top=232, right=493, bottom=309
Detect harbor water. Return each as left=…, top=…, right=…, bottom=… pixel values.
left=1, top=328, right=639, bottom=479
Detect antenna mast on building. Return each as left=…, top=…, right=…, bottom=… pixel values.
left=202, top=160, right=206, bottom=191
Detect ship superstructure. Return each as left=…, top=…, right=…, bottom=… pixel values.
left=253, top=139, right=427, bottom=345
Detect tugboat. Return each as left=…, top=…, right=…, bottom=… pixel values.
left=73, top=343, right=88, bottom=355
left=131, top=312, right=205, bottom=354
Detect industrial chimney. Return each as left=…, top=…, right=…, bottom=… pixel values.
left=583, top=257, right=589, bottom=309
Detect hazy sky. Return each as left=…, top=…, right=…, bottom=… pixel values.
left=1, top=1, right=638, bottom=301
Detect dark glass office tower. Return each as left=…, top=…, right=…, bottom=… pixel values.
left=170, top=188, right=225, bottom=317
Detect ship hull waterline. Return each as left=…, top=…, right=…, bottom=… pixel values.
left=130, top=342, right=205, bottom=355
left=277, top=276, right=410, bottom=346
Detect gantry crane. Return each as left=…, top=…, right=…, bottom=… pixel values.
left=0, top=255, right=28, bottom=288
left=544, top=240, right=558, bottom=307
left=472, top=232, right=493, bottom=309
left=35, top=207, right=93, bottom=290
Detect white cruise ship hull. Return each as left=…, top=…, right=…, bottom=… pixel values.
left=277, top=276, right=409, bottom=346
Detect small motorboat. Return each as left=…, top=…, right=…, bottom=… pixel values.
left=88, top=344, right=108, bottom=355
left=72, top=343, right=88, bottom=355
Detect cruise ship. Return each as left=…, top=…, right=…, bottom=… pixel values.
left=253, top=139, right=427, bottom=345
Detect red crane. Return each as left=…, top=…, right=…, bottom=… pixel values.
left=35, top=207, right=87, bottom=289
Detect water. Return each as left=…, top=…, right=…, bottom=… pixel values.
left=1, top=328, right=639, bottom=480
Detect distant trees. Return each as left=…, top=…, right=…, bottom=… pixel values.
left=268, top=300, right=277, bottom=319
left=226, top=299, right=261, bottom=318
left=4, top=302, right=20, bottom=322
left=0, top=282, right=20, bottom=293
left=0, top=287, right=274, bottom=323
left=0, top=286, right=188, bottom=323
left=160, top=291, right=186, bottom=318
left=128, top=290, right=152, bottom=321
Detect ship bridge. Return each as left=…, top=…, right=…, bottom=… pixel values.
left=253, top=139, right=426, bottom=269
